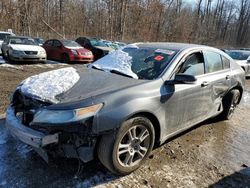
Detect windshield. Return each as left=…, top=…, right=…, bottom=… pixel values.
left=90, top=46, right=177, bottom=80
left=62, top=40, right=81, bottom=48
left=227, top=51, right=250, bottom=60
left=10, top=38, right=36, bottom=45
left=90, top=39, right=107, bottom=47
left=34, top=38, right=44, bottom=44
left=0, top=33, right=11, bottom=40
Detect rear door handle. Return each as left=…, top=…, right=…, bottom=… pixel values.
left=226, top=75, right=230, bottom=80
left=201, top=81, right=209, bottom=87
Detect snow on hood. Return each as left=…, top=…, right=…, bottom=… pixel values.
left=20, top=67, right=80, bottom=103
left=235, top=60, right=248, bottom=65
left=65, top=46, right=83, bottom=50
left=10, top=44, right=44, bottom=52
left=91, top=48, right=138, bottom=79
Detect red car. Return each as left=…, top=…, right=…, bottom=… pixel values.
left=43, top=39, right=94, bottom=63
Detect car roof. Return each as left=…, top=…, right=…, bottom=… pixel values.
left=0, top=31, right=12, bottom=34
left=135, top=42, right=206, bottom=51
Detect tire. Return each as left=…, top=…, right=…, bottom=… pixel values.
left=218, top=89, right=241, bottom=120
left=97, top=116, right=155, bottom=175
left=6, top=52, right=12, bottom=63
left=61, top=53, right=70, bottom=63
left=2, top=50, right=9, bottom=60
left=2, top=49, right=6, bottom=59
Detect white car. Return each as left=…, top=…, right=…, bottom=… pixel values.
left=226, top=50, right=250, bottom=77
left=0, top=31, right=15, bottom=54
left=1, top=36, right=47, bottom=63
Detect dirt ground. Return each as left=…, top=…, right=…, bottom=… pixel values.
left=0, top=62, right=250, bottom=188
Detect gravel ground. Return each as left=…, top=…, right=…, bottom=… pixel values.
left=0, top=61, right=250, bottom=188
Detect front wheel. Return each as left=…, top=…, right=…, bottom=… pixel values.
left=218, top=89, right=241, bottom=120
left=61, top=53, right=70, bottom=63
left=97, top=116, right=155, bottom=175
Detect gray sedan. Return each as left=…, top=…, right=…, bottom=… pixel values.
left=5, top=43, right=245, bottom=175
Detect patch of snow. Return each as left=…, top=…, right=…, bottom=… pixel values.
left=0, top=180, right=7, bottom=186
left=0, top=63, right=23, bottom=70
left=16, top=144, right=32, bottom=158
left=0, top=131, right=7, bottom=145
left=21, top=67, right=80, bottom=103
left=91, top=49, right=138, bottom=79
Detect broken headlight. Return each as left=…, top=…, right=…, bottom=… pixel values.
left=32, top=103, right=103, bottom=124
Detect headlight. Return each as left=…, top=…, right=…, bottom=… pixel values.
left=40, top=50, right=46, bottom=55
left=32, top=103, right=103, bottom=124
left=71, top=49, right=78, bottom=55
left=82, top=51, right=93, bottom=56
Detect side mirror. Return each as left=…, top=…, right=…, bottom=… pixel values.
left=174, top=73, right=197, bottom=84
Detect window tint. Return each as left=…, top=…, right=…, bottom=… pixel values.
left=179, top=52, right=205, bottom=76
left=45, top=40, right=53, bottom=46
left=221, top=55, right=230, bottom=69
left=53, top=40, right=61, bottom=47
left=204, top=51, right=223, bottom=73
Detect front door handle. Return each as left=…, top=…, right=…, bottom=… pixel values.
left=201, top=81, right=209, bottom=87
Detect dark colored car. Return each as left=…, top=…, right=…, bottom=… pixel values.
left=43, top=39, right=93, bottom=63
left=6, top=43, right=245, bottom=175
left=75, top=37, right=113, bottom=61
left=34, top=38, right=44, bottom=46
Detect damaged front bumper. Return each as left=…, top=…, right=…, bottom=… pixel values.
left=5, top=106, right=96, bottom=163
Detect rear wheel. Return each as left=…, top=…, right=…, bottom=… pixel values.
left=61, top=53, right=70, bottom=63
left=218, top=89, right=241, bottom=120
left=97, top=116, right=155, bottom=175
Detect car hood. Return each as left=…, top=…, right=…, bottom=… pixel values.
left=11, top=44, right=43, bottom=51
left=56, top=67, right=146, bottom=103
left=65, top=46, right=83, bottom=50
left=235, top=60, right=248, bottom=65
left=19, top=66, right=146, bottom=104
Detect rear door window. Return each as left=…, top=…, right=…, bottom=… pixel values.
left=203, top=51, right=223, bottom=73
left=45, top=40, right=53, bottom=46
left=221, top=55, right=230, bottom=69
left=53, top=40, right=61, bottom=47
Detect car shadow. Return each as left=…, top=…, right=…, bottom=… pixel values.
left=5, top=60, right=44, bottom=65
left=0, top=117, right=119, bottom=187
left=208, top=167, right=250, bottom=188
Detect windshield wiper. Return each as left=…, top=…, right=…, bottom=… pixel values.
left=91, top=65, right=104, bottom=71
left=110, top=70, right=133, bottom=78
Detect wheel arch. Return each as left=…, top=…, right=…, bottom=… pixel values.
left=227, top=84, right=243, bottom=104
left=128, top=112, right=161, bottom=147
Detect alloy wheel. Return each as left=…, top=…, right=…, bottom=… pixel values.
left=117, top=125, right=150, bottom=167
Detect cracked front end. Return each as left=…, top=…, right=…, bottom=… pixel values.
left=6, top=90, right=99, bottom=163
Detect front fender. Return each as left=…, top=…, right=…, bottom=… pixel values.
left=92, top=95, right=165, bottom=137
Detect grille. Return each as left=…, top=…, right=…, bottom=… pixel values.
left=24, top=51, right=38, bottom=55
